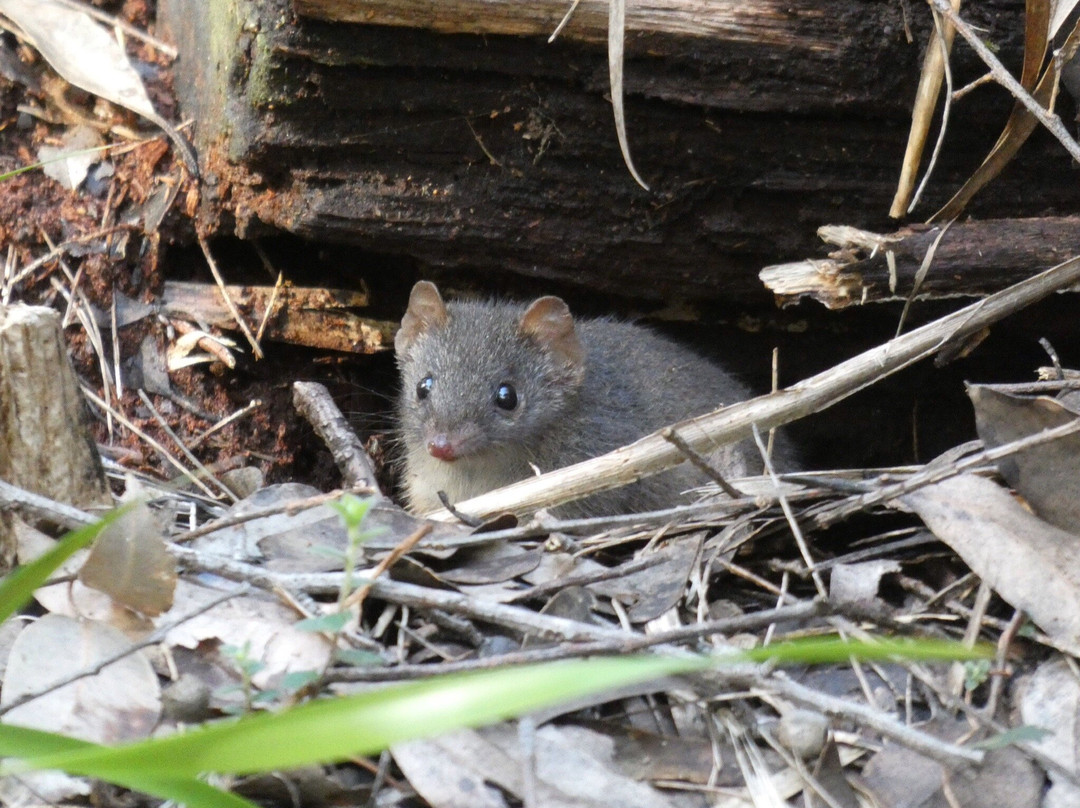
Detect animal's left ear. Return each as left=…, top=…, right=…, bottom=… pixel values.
left=518, top=296, right=584, bottom=380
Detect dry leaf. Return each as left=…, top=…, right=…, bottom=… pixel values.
left=589, top=534, right=702, bottom=622
left=393, top=724, right=678, bottom=808
left=969, top=384, right=1080, bottom=533
left=902, top=474, right=1080, bottom=650
left=437, top=541, right=543, bottom=585
left=0, top=0, right=155, bottom=115
left=1051, top=0, right=1080, bottom=38
left=14, top=516, right=128, bottom=623
left=37, top=124, right=102, bottom=190
left=862, top=719, right=1041, bottom=808
left=1017, top=659, right=1080, bottom=806
left=828, top=560, right=901, bottom=605
left=79, top=500, right=177, bottom=616
left=932, top=12, right=1080, bottom=221
left=0, top=0, right=197, bottom=171
left=1, top=613, right=161, bottom=742
left=163, top=580, right=333, bottom=688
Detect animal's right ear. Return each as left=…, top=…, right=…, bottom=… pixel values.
left=396, top=281, right=449, bottom=355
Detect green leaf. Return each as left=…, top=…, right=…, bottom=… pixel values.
left=973, top=724, right=1054, bottom=750
left=0, top=725, right=256, bottom=808
left=0, top=507, right=130, bottom=623
left=739, top=636, right=994, bottom=666
left=12, top=655, right=697, bottom=779
left=3, top=636, right=990, bottom=782
left=278, top=670, right=322, bottom=691
left=329, top=494, right=374, bottom=532
left=334, top=648, right=385, bottom=667
left=295, top=612, right=351, bottom=633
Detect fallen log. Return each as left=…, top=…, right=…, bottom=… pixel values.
left=760, top=217, right=1080, bottom=309
left=158, top=0, right=1058, bottom=303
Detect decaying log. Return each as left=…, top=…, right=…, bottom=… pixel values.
left=296, top=0, right=856, bottom=52
left=759, top=217, right=1080, bottom=309
left=158, top=0, right=1064, bottom=303
left=161, top=282, right=393, bottom=353
left=0, top=305, right=110, bottom=510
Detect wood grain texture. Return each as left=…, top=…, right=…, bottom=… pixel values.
left=760, top=217, right=1080, bottom=308
left=160, top=0, right=1062, bottom=304
left=0, top=305, right=109, bottom=509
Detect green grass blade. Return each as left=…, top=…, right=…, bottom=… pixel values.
left=0, top=723, right=94, bottom=757
left=14, top=656, right=696, bottom=778
left=0, top=144, right=119, bottom=183
left=124, top=776, right=260, bottom=808
left=8, top=637, right=989, bottom=781
left=0, top=725, right=257, bottom=808
left=739, top=636, right=992, bottom=666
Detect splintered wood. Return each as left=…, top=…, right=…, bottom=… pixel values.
left=161, top=281, right=393, bottom=354
left=760, top=218, right=1080, bottom=309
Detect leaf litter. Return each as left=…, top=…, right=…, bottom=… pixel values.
left=1, top=1, right=1080, bottom=807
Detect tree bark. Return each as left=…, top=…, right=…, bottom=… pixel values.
left=159, top=0, right=1061, bottom=304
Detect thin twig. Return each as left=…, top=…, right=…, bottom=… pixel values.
left=324, top=602, right=831, bottom=682
left=548, top=0, right=582, bottom=42
left=137, top=389, right=237, bottom=502
left=342, top=523, right=432, bottom=612
left=931, top=0, right=1080, bottom=163
left=753, top=425, right=826, bottom=599
left=907, top=8, right=955, bottom=214
left=196, top=233, right=263, bottom=359
left=171, top=488, right=364, bottom=543
left=0, top=479, right=101, bottom=529
left=757, top=674, right=983, bottom=765
left=816, top=415, right=1080, bottom=527
left=662, top=427, right=745, bottom=497
left=187, top=399, right=261, bottom=449
left=82, top=385, right=220, bottom=500
left=895, top=219, right=953, bottom=336
left=292, top=381, right=381, bottom=490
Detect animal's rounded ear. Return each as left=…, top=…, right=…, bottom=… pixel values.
left=396, top=281, right=449, bottom=355
left=519, top=296, right=584, bottom=376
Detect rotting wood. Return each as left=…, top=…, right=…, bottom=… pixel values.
left=161, top=281, right=392, bottom=354
left=294, top=0, right=839, bottom=49
left=759, top=218, right=1080, bottom=309
left=425, top=255, right=1080, bottom=520
left=159, top=0, right=1056, bottom=303
left=0, top=305, right=110, bottom=513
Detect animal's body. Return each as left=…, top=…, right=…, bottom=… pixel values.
left=394, top=281, right=762, bottom=516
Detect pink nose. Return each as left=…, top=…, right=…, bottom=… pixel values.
left=427, top=435, right=457, bottom=461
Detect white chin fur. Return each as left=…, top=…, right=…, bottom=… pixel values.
left=403, top=446, right=528, bottom=513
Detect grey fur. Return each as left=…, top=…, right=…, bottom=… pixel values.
left=395, top=287, right=763, bottom=516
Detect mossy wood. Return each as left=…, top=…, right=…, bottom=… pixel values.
left=159, top=0, right=1065, bottom=303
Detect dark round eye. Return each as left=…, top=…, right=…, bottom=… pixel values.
left=494, top=383, right=518, bottom=411
left=416, top=375, right=434, bottom=401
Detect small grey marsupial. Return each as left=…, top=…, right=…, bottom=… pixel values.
left=395, top=281, right=769, bottom=516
